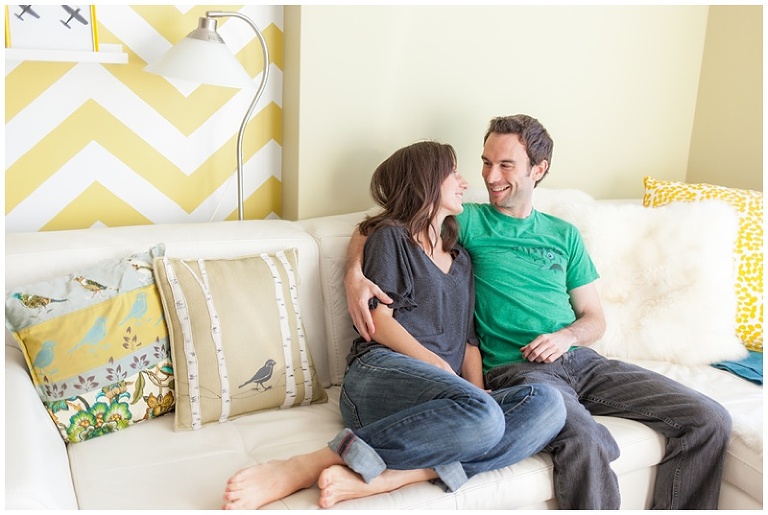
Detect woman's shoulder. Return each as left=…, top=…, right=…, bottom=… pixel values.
left=368, top=222, right=407, bottom=239
left=365, top=223, right=409, bottom=249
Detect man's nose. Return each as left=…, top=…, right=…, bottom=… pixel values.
left=484, top=165, right=501, bottom=182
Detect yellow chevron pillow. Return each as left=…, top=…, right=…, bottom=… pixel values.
left=643, top=177, right=763, bottom=352
left=153, top=250, right=327, bottom=431
left=4, top=245, right=174, bottom=443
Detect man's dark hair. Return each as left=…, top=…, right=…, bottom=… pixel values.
left=484, top=115, right=554, bottom=185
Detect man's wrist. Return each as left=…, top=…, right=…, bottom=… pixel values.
left=344, top=268, right=364, bottom=283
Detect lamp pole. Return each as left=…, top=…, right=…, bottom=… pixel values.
left=206, top=11, right=270, bottom=221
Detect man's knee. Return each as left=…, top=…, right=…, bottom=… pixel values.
left=698, top=397, right=732, bottom=444
left=552, top=420, right=620, bottom=464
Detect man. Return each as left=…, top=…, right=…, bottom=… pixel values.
left=345, top=114, right=731, bottom=509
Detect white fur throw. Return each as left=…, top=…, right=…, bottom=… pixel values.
left=544, top=199, right=748, bottom=365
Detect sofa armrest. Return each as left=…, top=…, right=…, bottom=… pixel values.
left=5, top=342, right=78, bottom=509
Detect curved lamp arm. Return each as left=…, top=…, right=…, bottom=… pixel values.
left=207, top=11, right=270, bottom=221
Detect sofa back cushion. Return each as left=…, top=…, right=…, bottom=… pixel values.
left=299, top=187, right=748, bottom=381
left=297, top=212, right=369, bottom=385
left=5, top=221, right=331, bottom=389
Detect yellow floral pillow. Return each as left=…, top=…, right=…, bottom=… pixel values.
left=5, top=245, right=175, bottom=443
left=643, top=177, right=763, bottom=352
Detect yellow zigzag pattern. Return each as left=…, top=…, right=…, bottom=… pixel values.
left=5, top=5, right=284, bottom=231
left=7, top=101, right=282, bottom=213
left=6, top=62, right=77, bottom=122
left=40, top=176, right=282, bottom=231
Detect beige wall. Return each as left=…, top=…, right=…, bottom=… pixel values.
left=283, top=5, right=712, bottom=220
left=687, top=5, right=762, bottom=191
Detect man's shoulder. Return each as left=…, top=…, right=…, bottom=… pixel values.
left=534, top=209, right=579, bottom=232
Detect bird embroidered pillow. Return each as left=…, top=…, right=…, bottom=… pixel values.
left=153, top=249, right=327, bottom=431
left=4, top=244, right=174, bottom=444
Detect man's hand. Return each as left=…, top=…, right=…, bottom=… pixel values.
left=344, top=229, right=393, bottom=341
left=521, top=328, right=576, bottom=363
left=344, top=271, right=392, bottom=341
left=522, top=282, right=606, bottom=363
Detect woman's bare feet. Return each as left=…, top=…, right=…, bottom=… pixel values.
left=221, top=447, right=439, bottom=509
left=222, top=449, right=343, bottom=510
left=317, top=464, right=438, bottom=508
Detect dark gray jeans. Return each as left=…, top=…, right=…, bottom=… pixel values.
left=485, top=347, right=731, bottom=509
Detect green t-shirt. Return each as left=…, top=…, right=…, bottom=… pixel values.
left=457, top=203, right=599, bottom=373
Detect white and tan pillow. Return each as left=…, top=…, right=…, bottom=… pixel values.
left=153, top=249, right=327, bottom=431
left=643, top=177, right=763, bottom=352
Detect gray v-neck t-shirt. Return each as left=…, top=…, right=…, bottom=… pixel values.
left=347, top=224, right=479, bottom=373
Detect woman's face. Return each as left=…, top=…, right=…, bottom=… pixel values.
left=439, top=167, right=468, bottom=216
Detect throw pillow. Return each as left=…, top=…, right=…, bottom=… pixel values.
left=153, top=249, right=327, bottom=431
left=544, top=200, right=748, bottom=365
left=5, top=244, right=174, bottom=444
left=643, top=177, right=763, bottom=352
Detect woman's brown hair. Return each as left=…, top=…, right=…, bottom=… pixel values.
left=358, top=141, right=459, bottom=255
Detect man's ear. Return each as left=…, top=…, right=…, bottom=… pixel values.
left=532, top=160, right=549, bottom=181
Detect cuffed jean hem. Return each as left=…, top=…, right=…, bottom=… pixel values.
left=433, top=462, right=468, bottom=492
left=328, top=428, right=386, bottom=484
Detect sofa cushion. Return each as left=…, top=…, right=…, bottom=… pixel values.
left=153, top=250, right=328, bottom=431
left=543, top=199, right=747, bottom=365
left=64, top=385, right=667, bottom=510
left=643, top=177, right=763, bottom=352
left=4, top=244, right=174, bottom=443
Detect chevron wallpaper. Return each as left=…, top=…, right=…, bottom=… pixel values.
left=5, top=4, right=283, bottom=232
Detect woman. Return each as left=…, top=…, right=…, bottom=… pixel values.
left=223, top=141, right=565, bottom=510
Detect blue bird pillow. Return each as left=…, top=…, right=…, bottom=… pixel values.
left=153, top=249, right=327, bottom=431
left=5, top=244, right=174, bottom=444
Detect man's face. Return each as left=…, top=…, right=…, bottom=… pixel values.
left=481, top=133, right=544, bottom=211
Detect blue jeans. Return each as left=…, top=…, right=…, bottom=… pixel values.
left=329, top=346, right=566, bottom=491
left=485, top=347, right=732, bottom=509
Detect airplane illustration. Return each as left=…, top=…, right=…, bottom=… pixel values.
left=60, top=5, right=88, bottom=29
left=15, top=5, right=40, bottom=21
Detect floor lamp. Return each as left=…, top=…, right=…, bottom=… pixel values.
left=144, top=11, right=270, bottom=221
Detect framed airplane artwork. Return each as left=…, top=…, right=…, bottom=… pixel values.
left=5, top=5, right=98, bottom=52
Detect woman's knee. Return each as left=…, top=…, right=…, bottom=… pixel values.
left=459, top=393, right=507, bottom=447
left=528, top=384, right=566, bottom=438
left=536, top=384, right=566, bottom=416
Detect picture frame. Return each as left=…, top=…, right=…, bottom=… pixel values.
left=5, top=5, right=99, bottom=52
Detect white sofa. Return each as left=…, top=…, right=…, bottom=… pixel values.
left=5, top=190, right=763, bottom=510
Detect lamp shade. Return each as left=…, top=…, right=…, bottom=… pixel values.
left=145, top=33, right=256, bottom=89
left=144, top=12, right=270, bottom=221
